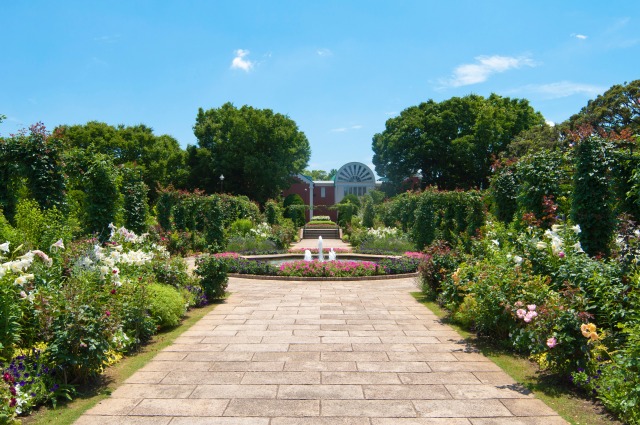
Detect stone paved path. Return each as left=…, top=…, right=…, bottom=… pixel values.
left=76, top=277, right=568, bottom=424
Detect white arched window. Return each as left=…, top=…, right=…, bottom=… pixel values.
left=334, top=162, right=376, bottom=203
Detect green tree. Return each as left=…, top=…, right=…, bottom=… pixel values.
left=58, top=122, right=188, bottom=201
left=372, top=94, right=544, bottom=190
left=567, top=80, right=640, bottom=135
left=192, top=103, right=310, bottom=204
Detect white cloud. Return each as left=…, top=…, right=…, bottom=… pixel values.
left=330, top=124, right=362, bottom=133
left=231, top=49, right=254, bottom=72
left=517, top=81, right=606, bottom=99
left=574, top=34, right=588, bottom=40
left=440, top=55, right=536, bottom=88
left=317, top=48, right=332, bottom=56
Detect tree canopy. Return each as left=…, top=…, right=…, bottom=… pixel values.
left=191, top=102, right=310, bottom=204
left=56, top=121, right=188, bottom=200
left=302, top=169, right=337, bottom=181
left=372, top=94, right=544, bottom=190
left=567, top=80, right=640, bottom=135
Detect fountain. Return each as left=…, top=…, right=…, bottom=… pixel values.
left=318, top=236, right=324, bottom=262
left=304, top=249, right=312, bottom=261
left=328, top=248, right=336, bottom=261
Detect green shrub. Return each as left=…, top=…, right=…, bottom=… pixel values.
left=122, top=167, right=150, bottom=234
left=147, top=283, right=186, bottom=329
left=13, top=199, right=45, bottom=249
left=229, top=218, right=254, bottom=236
left=419, top=241, right=462, bottom=300
left=195, top=255, right=228, bottom=300
left=265, top=199, right=281, bottom=225
left=225, top=235, right=280, bottom=254
left=283, top=194, right=305, bottom=227
left=362, top=200, right=375, bottom=228
left=84, top=154, right=120, bottom=241
left=571, top=136, right=615, bottom=256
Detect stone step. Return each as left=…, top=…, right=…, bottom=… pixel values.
left=303, top=227, right=341, bottom=239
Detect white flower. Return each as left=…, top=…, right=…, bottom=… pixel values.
left=0, top=241, right=9, bottom=253
left=491, top=239, right=500, bottom=246
left=573, top=242, right=584, bottom=253
left=536, top=241, right=547, bottom=250
left=514, top=256, right=523, bottom=265
left=14, top=274, right=34, bottom=286
left=551, top=224, right=563, bottom=233
left=571, top=225, right=581, bottom=234
left=78, top=256, right=93, bottom=268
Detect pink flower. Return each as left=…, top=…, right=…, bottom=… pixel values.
left=516, top=309, right=526, bottom=319
left=514, top=301, right=524, bottom=308
left=558, top=251, right=565, bottom=258
left=105, top=310, right=111, bottom=317
left=546, top=337, right=557, bottom=348
left=527, top=304, right=536, bottom=311
left=524, top=311, right=538, bottom=323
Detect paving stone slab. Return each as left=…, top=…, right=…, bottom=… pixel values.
left=74, top=277, right=567, bottom=424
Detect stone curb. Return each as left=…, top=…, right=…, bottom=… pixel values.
left=228, top=272, right=420, bottom=281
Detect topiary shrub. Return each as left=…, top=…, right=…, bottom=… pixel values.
left=122, top=167, right=150, bottom=234
left=571, top=136, right=615, bottom=256
left=147, top=283, right=186, bottom=329
left=283, top=194, right=305, bottom=227
left=195, top=255, right=228, bottom=300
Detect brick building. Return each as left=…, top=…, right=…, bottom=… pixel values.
left=282, top=162, right=377, bottom=222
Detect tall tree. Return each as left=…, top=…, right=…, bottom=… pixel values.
left=372, top=94, right=544, bottom=190
left=192, top=103, right=310, bottom=204
left=567, top=80, right=640, bottom=135
left=57, top=122, right=188, bottom=201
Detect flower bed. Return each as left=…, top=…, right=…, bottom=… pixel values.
left=287, top=247, right=350, bottom=254
left=279, top=260, right=382, bottom=277
left=215, top=252, right=422, bottom=277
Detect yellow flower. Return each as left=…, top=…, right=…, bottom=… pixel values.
left=581, top=323, right=597, bottom=338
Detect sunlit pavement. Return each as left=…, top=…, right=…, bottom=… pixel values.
left=75, top=276, right=568, bottom=424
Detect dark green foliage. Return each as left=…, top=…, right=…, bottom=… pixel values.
left=418, top=241, right=461, bottom=300
left=379, top=192, right=420, bottom=232
left=514, top=150, right=570, bottom=225
left=122, top=167, right=149, bottom=234
left=611, top=149, right=640, bottom=220
left=156, top=189, right=178, bottom=230
left=58, top=122, right=189, bottom=201
left=362, top=200, right=375, bottom=228
left=195, top=255, right=228, bottom=300
left=489, top=169, right=518, bottom=223
left=218, top=194, right=261, bottom=228
left=571, top=136, right=615, bottom=256
left=567, top=79, right=640, bottom=135
left=222, top=257, right=279, bottom=275
left=83, top=154, right=120, bottom=240
left=411, top=189, right=485, bottom=250
left=0, top=123, right=66, bottom=220
left=192, top=103, right=310, bottom=203
left=283, top=193, right=306, bottom=227
left=265, top=199, right=280, bottom=225
left=372, top=94, right=544, bottom=189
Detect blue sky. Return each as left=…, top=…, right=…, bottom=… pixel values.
left=2, top=1, right=639, bottom=174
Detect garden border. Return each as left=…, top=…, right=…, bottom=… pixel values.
left=229, top=272, right=419, bottom=281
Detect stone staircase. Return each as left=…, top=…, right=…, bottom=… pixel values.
left=302, top=226, right=341, bottom=239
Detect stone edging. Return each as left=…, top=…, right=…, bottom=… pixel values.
left=228, top=272, right=419, bottom=281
